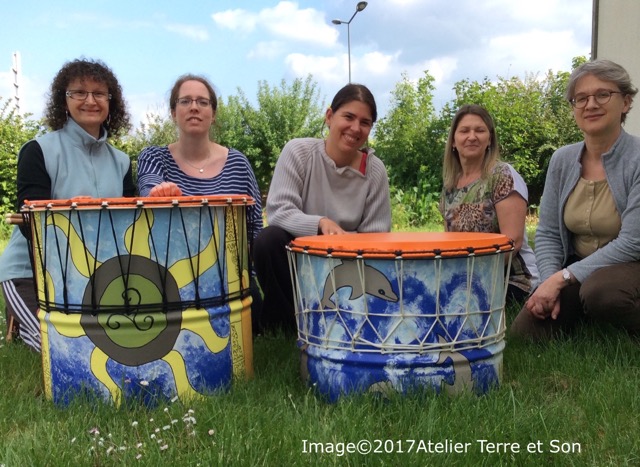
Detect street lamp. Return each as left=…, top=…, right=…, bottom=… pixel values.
left=332, top=1, right=368, bottom=83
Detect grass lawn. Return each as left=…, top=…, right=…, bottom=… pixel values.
left=1, top=227, right=639, bottom=466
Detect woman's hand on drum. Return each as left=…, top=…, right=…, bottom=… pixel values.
left=318, top=217, right=346, bottom=235
left=525, top=272, right=564, bottom=320
left=148, top=182, right=183, bottom=197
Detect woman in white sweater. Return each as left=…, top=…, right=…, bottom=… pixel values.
left=253, top=83, right=391, bottom=333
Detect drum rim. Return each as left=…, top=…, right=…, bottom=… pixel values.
left=288, top=232, right=514, bottom=259
left=22, top=195, right=255, bottom=211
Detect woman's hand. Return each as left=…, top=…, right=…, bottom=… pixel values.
left=524, top=271, right=565, bottom=320
left=148, top=182, right=183, bottom=197
left=318, top=217, right=346, bottom=235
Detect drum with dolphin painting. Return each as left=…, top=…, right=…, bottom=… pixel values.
left=24, top=196, right=254, bottom=406
left=287, top=232, right=513, bottom=401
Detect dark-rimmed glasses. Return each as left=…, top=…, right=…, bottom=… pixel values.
left=176, top=97, right=212, bottom=108
left=570, top=90, right=623, bottom=109
left=66, top=90, right=112, bottom=102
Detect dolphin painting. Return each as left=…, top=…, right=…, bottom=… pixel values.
left=436, top=335, right=473, bottom=395
left=320, top=259, right=398, bottom=309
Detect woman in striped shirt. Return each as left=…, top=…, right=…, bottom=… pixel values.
left=137, top=74, right=263, bottom=329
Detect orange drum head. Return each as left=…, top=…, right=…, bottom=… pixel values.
left=23, top=195, right=255, bottom=211
left=288, top=232, right=513, bottom=259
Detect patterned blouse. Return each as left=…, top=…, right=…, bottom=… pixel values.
left=439, top=162, right=538, bottom=294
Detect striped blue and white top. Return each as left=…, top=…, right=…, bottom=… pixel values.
left=137, top=145, right=263, bottom=240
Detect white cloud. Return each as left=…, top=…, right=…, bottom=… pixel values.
left=258, top=1, right=338, bottom=46
left=285, top=53, right=343, bottom=86
left=164, top=23, right=209, bottom=42
left=212, top=9, right=258, bottom=33
left=248, top=41, right=287, bottom=60
left=488, top=29, right=581, bottom=74
left=360, top=51, right=398, bottom=77
left=1, top=67, right=47, bottom=120
left=127, top=93, right=171, bottom=130
left=213, top=2, right=338, bottom=48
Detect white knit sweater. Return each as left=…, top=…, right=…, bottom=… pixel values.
left=266, top=138, right=391, bottom=237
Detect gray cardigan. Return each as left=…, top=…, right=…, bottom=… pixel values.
left=535, top=129, right=640, bottom=283
left=266, top=138, right=391, bottom=237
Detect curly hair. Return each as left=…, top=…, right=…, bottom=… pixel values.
left=44, top=58, right=131, bottom=136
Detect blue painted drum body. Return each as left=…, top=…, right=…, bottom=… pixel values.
left=287, top=232, right=513, bottom=401
left=25, top=196, right=254, bottom=407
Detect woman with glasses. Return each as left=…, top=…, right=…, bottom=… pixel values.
left=0, top=58, right=135, bottom=352
left=136, top=74, right=263, bottom=329
left=510, top=59, right=640, bottom=340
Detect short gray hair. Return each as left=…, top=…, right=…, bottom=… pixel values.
left=566, top=59, right=638, bottom=123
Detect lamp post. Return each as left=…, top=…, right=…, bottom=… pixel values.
left=332, top=2, right=368, bottom=83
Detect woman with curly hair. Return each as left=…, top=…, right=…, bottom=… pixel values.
left=0, top=58, right=135, bottom=352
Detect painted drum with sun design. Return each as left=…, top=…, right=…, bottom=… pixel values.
left=24, top=196, right=255, bottom=407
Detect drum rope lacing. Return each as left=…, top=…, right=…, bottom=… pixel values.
left=26, top=200, right=253, bottom=314
left=288, top=242, right=511, bottom=353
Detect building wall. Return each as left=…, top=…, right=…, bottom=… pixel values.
left=593, top=0, right=640, bottom=135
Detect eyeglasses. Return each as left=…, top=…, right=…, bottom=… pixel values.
left=176, top=97, right=212, bottom=108
left=569, top=90, right=623, bottom=109
left=66, top=90, right=112, bottom=102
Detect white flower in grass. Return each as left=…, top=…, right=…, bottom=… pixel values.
left=171, top=396, right=178, bottom=403
left=140, top=380, right=149, bottom=386
left=106, top=446, right=114, bottom=455
left=150, top=434, right=156, bottom=439
left=162, top=425, right=171, bottom=431
left=136, top=443, right=143, bottom=449
left=119, top=446, right=126, bottom=451
left=208, top=429, right=215, bottom=436
left=136, top=454, right=142, bottom=460
left=155, top=428, right=160, bottom=433
left=149, top=418, right=154, bottom=422
left=131, top=421, right=138, bottom=427
left=188, top=409, right=194, bottom=414
left=89, top=427, right=100, bottom=436
left=71, top=437, right=77, bottom=443
left=160, top=444, right=168, bottom=451
left=171, top=419, right=178, bottom=425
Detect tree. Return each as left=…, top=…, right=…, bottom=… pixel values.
left=113, top=113, right=177, bottom=178
left=375, top=71, right=442, bottom=190
left=374, top=72, right=446, bottom=226
left=447, top=66, right=583, bottom=206
left=0, top=98, right=41, bottom=227
left=217, top=75, right=325, bottom=196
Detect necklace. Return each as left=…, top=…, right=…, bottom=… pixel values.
left=181, top=151, right=211, bottom=173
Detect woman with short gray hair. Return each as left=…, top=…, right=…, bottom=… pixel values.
left=511, top=59, right=640, bottom=340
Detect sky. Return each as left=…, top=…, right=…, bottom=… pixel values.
left=1, top=0, right=593, bottom=129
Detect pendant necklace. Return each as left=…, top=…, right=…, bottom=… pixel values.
left=182, top=151, right=211, bottom=173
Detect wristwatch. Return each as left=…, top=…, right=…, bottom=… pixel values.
left=562, top=268, right=572, bottom=285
